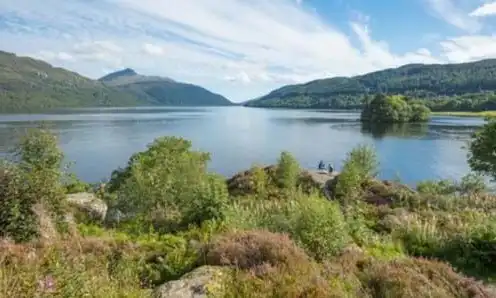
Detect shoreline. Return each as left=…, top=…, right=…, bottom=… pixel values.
left=432, top=111, right=496, bottom=118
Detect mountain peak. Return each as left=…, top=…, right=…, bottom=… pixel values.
left=120, top=68, right=137, bottom=76
left=99, top=68, right=138, bottom=82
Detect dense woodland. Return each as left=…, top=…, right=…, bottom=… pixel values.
left=0, top=51, right=232, bottom=112
left=1, top=118, right=496, bottom=296
left=246, top=59, right=496, bottom=110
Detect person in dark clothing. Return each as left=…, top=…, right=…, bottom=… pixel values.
left=328, top=163, right=334, bottom=173
left=318, top=160, right=325, bottom=170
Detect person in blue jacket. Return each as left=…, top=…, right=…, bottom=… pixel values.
left=318, top=160, right=325, bottom=170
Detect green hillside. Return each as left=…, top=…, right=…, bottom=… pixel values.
left=0, top=51, right=144, bottom=112
left=99, top=69, right=233, bottom=106
left=246, top=59, right=496, bottom=109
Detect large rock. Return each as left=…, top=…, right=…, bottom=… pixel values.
left=67, top=193, right=108, bottom=221
left=153, top=266, right=225, bottom=298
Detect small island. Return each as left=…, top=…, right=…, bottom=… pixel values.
left=360, top=94, right=431, bottom=123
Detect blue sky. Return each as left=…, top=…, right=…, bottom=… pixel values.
left=2, top=0, right=496, bottom=102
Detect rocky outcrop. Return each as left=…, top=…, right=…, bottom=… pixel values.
left=226, top=165, right=338, bottom=197
left=153, top=266, right=225, bottom=298
left=67, top=193, right=107, bottom=222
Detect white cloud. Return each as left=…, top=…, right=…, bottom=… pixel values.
left=0, top=0, right=496, bottom=102
left=440, top=35, right=496, bottom=61
left=424, top=0, right=482, bottom=32
left=470, top=2, right=496, bottom=17
left=142, top=43, right=165, bottom=56
left=224, top=71, right=252, bottom=84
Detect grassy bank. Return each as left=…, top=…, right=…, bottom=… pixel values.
left=433, top=111, right=496, bottom=118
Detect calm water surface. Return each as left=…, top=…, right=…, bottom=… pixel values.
left=0, top=107, right=485, bottom=185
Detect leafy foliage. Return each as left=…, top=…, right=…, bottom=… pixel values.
left=334, top=145, right=379, bottom=201
left=361, top=94, right=431, bottom=123
left=107, top=136, right=229, bottom=233
left=275, top=151, right=300, bottom=190
left=468, top=119, right=496, bottom=180
left=0, top=128, right=68, bottom=242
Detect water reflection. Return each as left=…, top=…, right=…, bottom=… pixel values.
left=361, top=123, right=429, bottom=139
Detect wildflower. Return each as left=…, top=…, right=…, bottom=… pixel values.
left=38, top=275, right=56, bottom=293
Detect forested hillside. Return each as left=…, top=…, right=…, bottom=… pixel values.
left=0, top=51, right=232, bottom=112
left=246, top=59, right=496, bottom=110
left=0, top=51, right=144, bottom=112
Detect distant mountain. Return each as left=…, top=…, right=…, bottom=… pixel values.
left=246, top=59, right=496, bottom=109
left=0, top=51, right=144, bottom=112
left=99, top=69, right=233, bottom=106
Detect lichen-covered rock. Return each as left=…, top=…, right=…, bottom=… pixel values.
left=153, top=266, right=225, bottom=298
left=67, top=193, right=107, bottom=222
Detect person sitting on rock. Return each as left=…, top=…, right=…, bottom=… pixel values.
left=318, top=160, right=325, bottom=170
left=328, top=163, right=334, bottom=173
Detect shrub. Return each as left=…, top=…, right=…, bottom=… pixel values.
left=204, top=230, right=310, bottom=270
left=417, top=179, right=458, bottom=195
left=416, top=174, right=487, bottom=196
left=107, top=136, right=228, bottom=233
left=459, top=173, right=487, bottom=195
left=333, top=145, right=379, bottom=202
left=180, top=174, right=229, bottom=228
left=359, top=258, right=491, bottom=298
left=250, top=164, right=269, bottom=198
left=64, top=173, right=92, bottom=194
left=468, top=118, right=496, bottom=181
left=0, top=128, right=68, bottom=242
left=0, top=162, right=39, bottom=242
left=138, top=234, right=199, bottom=287
left=290, top=194, right=351, bottom=261
left=221, top=263, right=341, bottom=298
left=224, top=192, right=351, bottom=261
left=275, top=151, right=300, bottom=190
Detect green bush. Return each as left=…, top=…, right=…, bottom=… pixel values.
left=417, top=179, right=458, bottom=195
left=275, top=151, right=300, bottom=190
left=334, top=145, right=379, bottom=202
left=225, top=192, right=351, bottom=261
left=0, top=162, right=39, bottom=241
left=64, top=173, right=92, bottom=194
left=0, top=128, right=68, bottom=242
left=468, top=118, right=496, bottom=180
left=107, top=136, right=228, bottom=234
left=250, top=164, right=269, bottom=198
left=138, top=234, right=199, bottom=287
